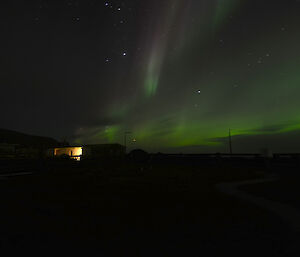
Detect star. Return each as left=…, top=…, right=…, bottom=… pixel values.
left=122, top=52, right=127, bottom=56
left=197, top=90, right=201, bottom=94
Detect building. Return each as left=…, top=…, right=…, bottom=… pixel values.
left=47, top=146, right=83, bottom=161
left=0, top=143, right=50, bottom=159
left=0, top=143, right=18, bottom=159
left=83, top=144, right=125, bottom=159
left=47, top=144, right=125, bottom=161
left=16, top=147, right=40, bottom=159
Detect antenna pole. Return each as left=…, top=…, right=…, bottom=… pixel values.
left=124, top=131, right=132, bottom=153
left=229, top=129, right=233, bottom=155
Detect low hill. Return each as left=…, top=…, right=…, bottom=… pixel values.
left=0, top=128, right=59, bottom=147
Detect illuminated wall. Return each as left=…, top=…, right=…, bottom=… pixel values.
left=54, top=147, right=82, bottom=160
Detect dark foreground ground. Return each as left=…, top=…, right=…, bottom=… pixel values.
left=0, top=158, right=299, bottom=256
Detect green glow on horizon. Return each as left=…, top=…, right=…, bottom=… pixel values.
left=82, top=125, right=121, bottom=144
left=105, top=126, right=119, bottom=143
left=111, top=59, right=300, bottom=150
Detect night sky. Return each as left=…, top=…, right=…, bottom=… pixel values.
left=2, top=0, right=300, bottom=153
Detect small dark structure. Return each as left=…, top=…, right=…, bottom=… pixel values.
left=128, top=149, right=149, bottom=163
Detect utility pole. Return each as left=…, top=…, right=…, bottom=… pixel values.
left=229, top=128, right=233, bottom=155
left=124, top=131, right=132, bottom=153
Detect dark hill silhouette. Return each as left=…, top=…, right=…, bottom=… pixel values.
left=0, top=128, right=59, bottom=147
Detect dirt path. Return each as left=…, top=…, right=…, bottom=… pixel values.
left=216, top=178, right=300, bottom=232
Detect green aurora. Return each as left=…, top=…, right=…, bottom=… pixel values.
left=73, top=0, right=300, bottom=153
left=3, top=0, right=300, bottom=153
